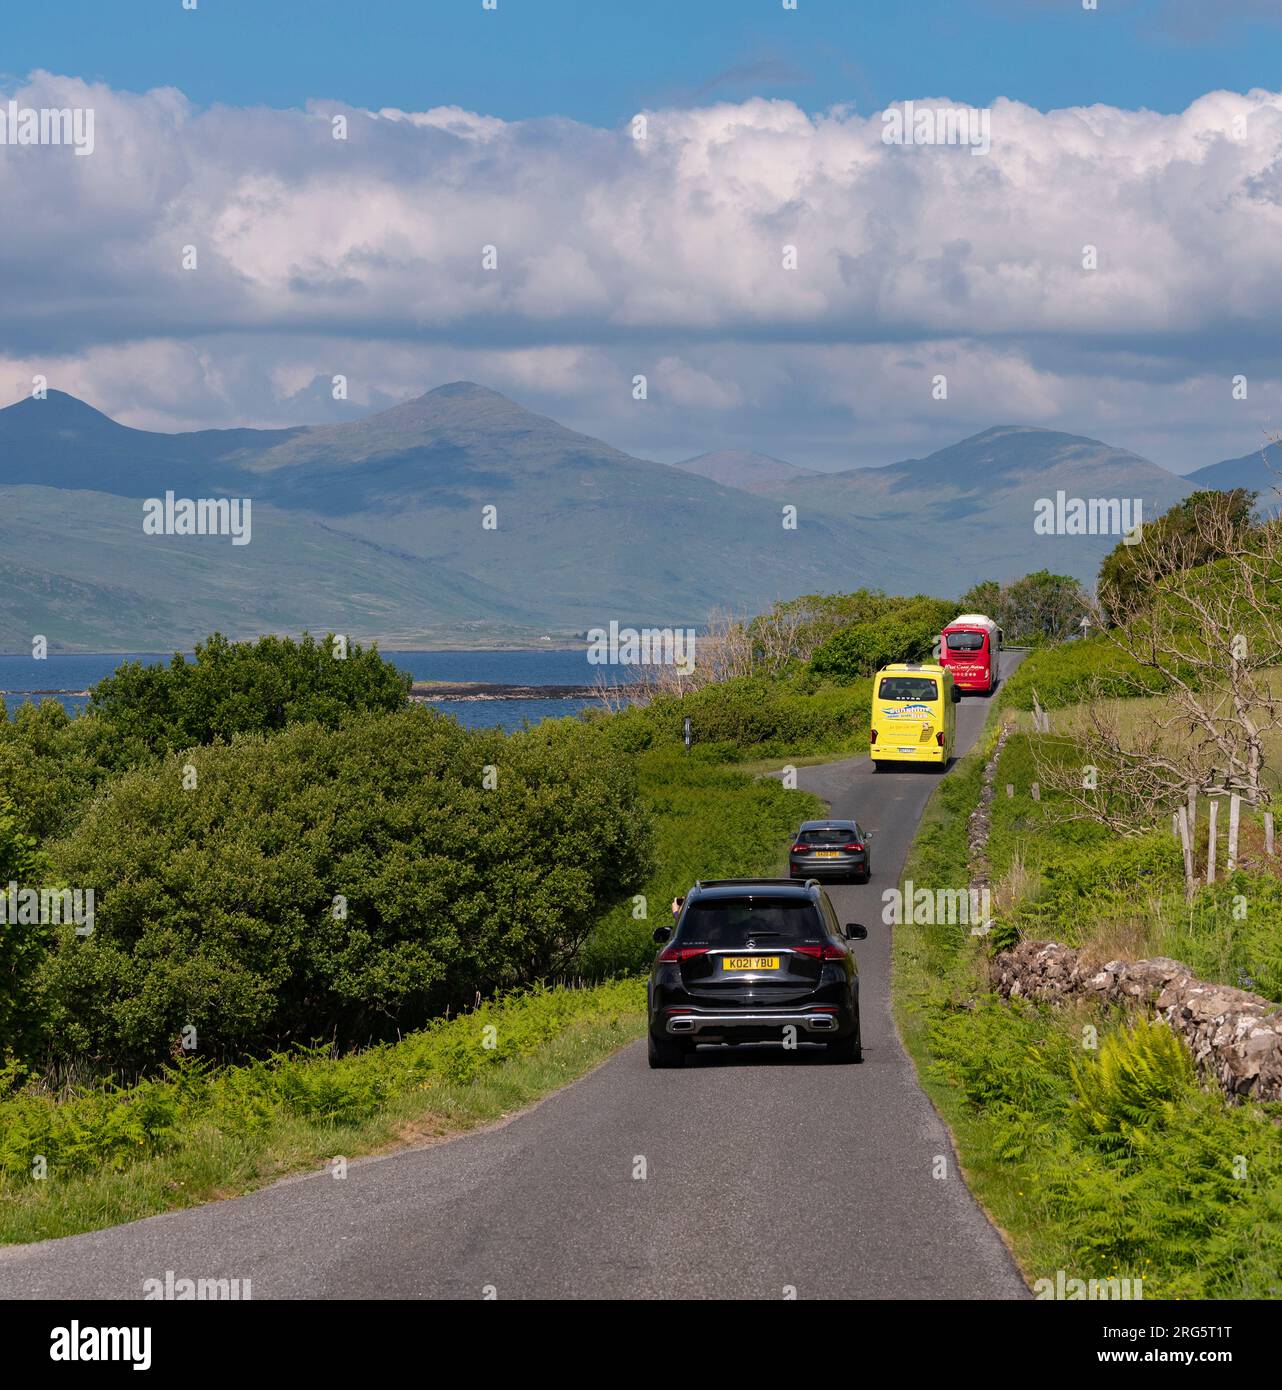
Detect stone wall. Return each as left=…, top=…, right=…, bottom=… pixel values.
left=990, top=939, right=1282, bottom=1103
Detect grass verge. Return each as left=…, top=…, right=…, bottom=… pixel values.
left=0, top=981, right=644, bottom=1245
left=893, top=706, right=1282, bottom=1299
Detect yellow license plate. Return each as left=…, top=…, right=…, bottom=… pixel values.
left=812, top=850, right=842, bottom=858
left=722, top=956, right=779, bottom=971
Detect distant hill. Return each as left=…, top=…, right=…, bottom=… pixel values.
left=0, top=385, right=870, bottom=649
left=2, top=389, right=1263, bottom=651
left=752, top=426, right=1196, bottom=590
left=1184, top=439, right=1282, bottom=506
left=0, top=390, right=298, bottom=497
left=674, top=450, right=816, bottom=491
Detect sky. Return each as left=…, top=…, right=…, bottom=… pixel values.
left=3, top=0, right=1282, bottom=472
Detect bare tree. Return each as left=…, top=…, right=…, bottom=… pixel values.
left=1092, top=480, right=1282, bottom=806
left=1030, top=684, right=1225, bottom=837
left=592, top=608, right=757, bottom=709
left=1032, top=441, right=1282, bottom=841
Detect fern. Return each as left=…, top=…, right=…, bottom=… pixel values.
left=1069, top=1018, right=1195, bottom=1152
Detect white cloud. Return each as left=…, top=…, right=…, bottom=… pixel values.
left=4, top=72, right=1282, bottom=469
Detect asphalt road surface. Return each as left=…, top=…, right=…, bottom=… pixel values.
left=1, top=655, right=1028, bottom=1301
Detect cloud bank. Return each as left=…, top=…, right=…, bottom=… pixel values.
left=4, top=70, right=1282, bottom=471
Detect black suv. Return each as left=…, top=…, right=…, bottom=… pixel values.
left=647, top=879, right=866, bottom=1068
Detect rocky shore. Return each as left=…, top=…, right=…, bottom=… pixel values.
left=411, top=681, right=603, bottom=702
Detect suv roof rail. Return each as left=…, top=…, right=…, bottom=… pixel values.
left=692, top=878, right=816, bottom=890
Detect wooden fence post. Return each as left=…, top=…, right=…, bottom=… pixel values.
left=1207, top=799, right=1219, bottom=885
left=1266, top=811, right=1275, bottom=858
left=1227, top=795, right=1240, bottom=873
left=1177, top=805, right=1195, bottom=898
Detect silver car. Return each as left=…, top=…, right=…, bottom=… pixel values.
left=788, top=819, right=873, bottom=884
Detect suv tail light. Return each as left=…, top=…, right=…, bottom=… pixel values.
left=791, top=842, right=809, bottom=853
left=792, top=943, right=848, bottom=961
left=658, top=945, right=708, bottom=963
left=843, top=842, right=864, bottom=852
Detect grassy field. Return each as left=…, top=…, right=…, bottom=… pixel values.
left=988, top=704, right=1282, bottom=1000
left=577, top=744, right=825, bottom=977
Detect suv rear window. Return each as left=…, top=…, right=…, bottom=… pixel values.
left=800, top=828, right=857, bottom=845
left=945, top=631, right=986, bottom=651
left=679, top=899, right=824, bottom=946
left=878, top=676, right=938, bottom=701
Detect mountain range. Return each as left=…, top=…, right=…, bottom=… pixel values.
left=0, top=384, right=1276, bottom=650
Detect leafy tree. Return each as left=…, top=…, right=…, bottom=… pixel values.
left=0, top=791, right=50, bottom=1060
left=999, top=570, right=1089, bottom=644
left=954, top=572, right=1087, bottom=644
left=958, top=579, right=1000, bottom=615
left=809, top=614, right=940, bottom=679
left=749, top=590, right=953, bottom=670
left=87, top=632, right=412, bottom=756
left=1098, top=489, right=1256, bottom=623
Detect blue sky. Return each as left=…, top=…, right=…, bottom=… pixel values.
left=4, top=0, right=1282, bottom=127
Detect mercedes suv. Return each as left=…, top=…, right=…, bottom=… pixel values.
left=647, top=879, right=866, bottom=1068
left=788, top=819, right=873, bottom=883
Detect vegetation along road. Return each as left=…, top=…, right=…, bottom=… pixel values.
left=0, top=655, right=1027, bottom=1300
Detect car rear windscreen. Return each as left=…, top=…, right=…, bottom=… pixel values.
left=800, top=828, right=855, bottom=845
left=945, top=631, right=986, bottom=651
left=679, top=900, right=823, bottom=946
left=878, top=676, right=938, bottom=701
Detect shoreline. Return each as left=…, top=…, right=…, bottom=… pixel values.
left=413, top=681, right=617, bottom=702
left=5, top=682, right=626, bottom=704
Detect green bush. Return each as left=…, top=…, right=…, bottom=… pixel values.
left=0, top=791, right=52, bottom=1064
left=592, top=676, right=871, bottom=756
left=31, top=711, right=651, bottom=1067
left=751, top=590, right=954, bottom=668
left=0, top=701, right=135, bottom=842
left=810, top=614, right=940, bottom=679
left=926, top=996, right=1282, bottom=1297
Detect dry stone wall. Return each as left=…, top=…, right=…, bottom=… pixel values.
left=991, top=940, right=1282, bottom=1103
